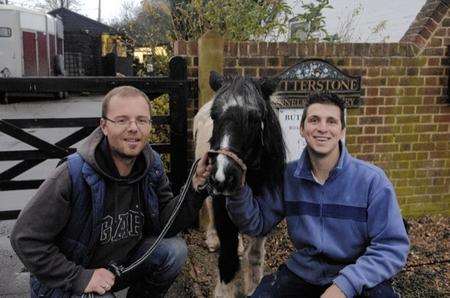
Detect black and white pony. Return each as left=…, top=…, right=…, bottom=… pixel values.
left=206, top=71, right=286, bottom=296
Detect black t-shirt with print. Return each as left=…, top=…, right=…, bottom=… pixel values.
left=89, top=138, right=147, bottom=268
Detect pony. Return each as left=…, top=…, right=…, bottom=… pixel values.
left=205, top=71, right=286, bottom=296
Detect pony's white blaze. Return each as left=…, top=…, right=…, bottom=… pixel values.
left=215, top=155, right=228, bottom=183
left=215, top=134, right=230, bottom=183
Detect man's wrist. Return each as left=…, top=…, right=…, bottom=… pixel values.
left=73, top=268, right=95, bottom=294
left=333, top=275, right=355, bottom=298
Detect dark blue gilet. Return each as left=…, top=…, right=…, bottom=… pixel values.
left=31, top=151, right=164, bottom=297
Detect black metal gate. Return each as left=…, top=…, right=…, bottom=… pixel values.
left=0, top=56, right=196, bottom=221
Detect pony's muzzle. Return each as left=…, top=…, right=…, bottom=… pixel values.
left=208, top=173, right=241, bottom=197
left=207, top=150, right=245, bottom=196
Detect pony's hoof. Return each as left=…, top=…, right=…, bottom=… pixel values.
left=206, top=231, right=220, bottom=252
left=238, top=234, right=244, bottom=256
left=214, top=279, right=237, bottom=298
left=208, top=245, right=219, bottom=252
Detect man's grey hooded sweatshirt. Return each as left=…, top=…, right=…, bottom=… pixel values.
left=11, top=128, right=206, bottom=293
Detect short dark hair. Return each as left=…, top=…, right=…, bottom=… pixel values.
left=102, top=86, right=151, bottom=118
left=300, top=93, right=346, bottom=128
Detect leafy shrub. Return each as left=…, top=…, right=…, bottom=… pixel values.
left=149, top=94, right=170, bottom=171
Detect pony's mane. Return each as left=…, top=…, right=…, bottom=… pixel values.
left=211, top=76, right=286, bottom=195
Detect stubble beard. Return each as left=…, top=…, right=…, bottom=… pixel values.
left=110, top=145, right=139, bottom=165
left=307, top=141, right=338, bottom=160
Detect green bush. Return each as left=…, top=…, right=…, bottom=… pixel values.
left=151, top=94, right=169, bottom=116
left=149, top=94, right=170, bottom=171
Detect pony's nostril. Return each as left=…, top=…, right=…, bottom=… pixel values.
left=209, top=175, right=217, bottom=185
left=209, top=175, right=222, bottom=188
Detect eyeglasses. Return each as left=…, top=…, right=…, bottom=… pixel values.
left=103, top=117, right=151, bottom=129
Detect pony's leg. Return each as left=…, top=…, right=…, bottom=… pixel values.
left=242, top=236, right=267, bottom=296
left=238, top=234, right=244, bottom=256
left=213, top=195, right=240, bottom=297
left=204, top=196, right=220, bottom=252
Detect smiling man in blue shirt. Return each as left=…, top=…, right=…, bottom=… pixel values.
left=220, top=93, right=409, bottom=297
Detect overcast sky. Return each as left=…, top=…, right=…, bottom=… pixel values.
left=8, top=0, right=427, bottom=42
left=8, top=0, right=125, bottom=23
left=289, top=0, right=427, bottom=42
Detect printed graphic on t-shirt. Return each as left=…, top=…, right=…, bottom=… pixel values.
left=99, top=210, right=144, bottom=244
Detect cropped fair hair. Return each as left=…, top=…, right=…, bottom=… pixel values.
left=102, top=86, right=151, bottom=118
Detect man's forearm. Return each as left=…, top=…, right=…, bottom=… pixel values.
left=226, top=185, right=284, bottom=237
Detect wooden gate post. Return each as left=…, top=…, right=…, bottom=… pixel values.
left=197, top=31, right=224, bottom=231
left=198, top=30, right=224, bottom=107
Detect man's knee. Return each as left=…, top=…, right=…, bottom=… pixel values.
left=153, top=237, right=188, bottom=275
left=251, top=273, right=277, bottom=298
left=164, top=237, right=188, bottom=266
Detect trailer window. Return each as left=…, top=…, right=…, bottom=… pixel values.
left=0, top=27, right=12, bottom=37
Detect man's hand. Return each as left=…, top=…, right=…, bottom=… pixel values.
left=84, top=268, right=115, bottom=295
left=321, top=284, right=346, bottom=298
left=192, top=153, right=212, bottom=191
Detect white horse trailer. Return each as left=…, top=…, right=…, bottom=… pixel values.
left=0, top=5, right=64, bottom=77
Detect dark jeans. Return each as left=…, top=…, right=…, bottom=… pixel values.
left=30, top=236, right=187, bottom=298
left=112, top=236, right=188, bottom=298
left=251, top=264, right=400, bottom=298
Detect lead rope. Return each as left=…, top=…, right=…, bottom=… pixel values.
left=107, top=158, right=201, bottom=277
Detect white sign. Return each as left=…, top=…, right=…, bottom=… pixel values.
left=278, top=108, right=307, bottom=162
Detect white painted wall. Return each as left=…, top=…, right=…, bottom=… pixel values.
left=0, top=5, right=63, bottom=77
left=20, top=11, right=46, bottom=32
left=0, top=9, right=22, bottom=77
left=46, top=15, right=56, bottom=35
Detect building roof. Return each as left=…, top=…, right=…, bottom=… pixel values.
left=48, top=7, right=118, bottom=35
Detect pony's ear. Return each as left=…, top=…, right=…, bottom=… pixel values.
left=209, top=71, right=223, bottom=92
left=260, top=77, right=280, bottom=97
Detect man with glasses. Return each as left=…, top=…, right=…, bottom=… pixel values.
left=11, top=86, right=212, bottom=297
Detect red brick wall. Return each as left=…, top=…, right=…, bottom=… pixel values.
left=174, top=2, right=450, bottom=217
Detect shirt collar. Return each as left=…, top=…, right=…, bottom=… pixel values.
left=294, top=141, right=348, bottom=180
